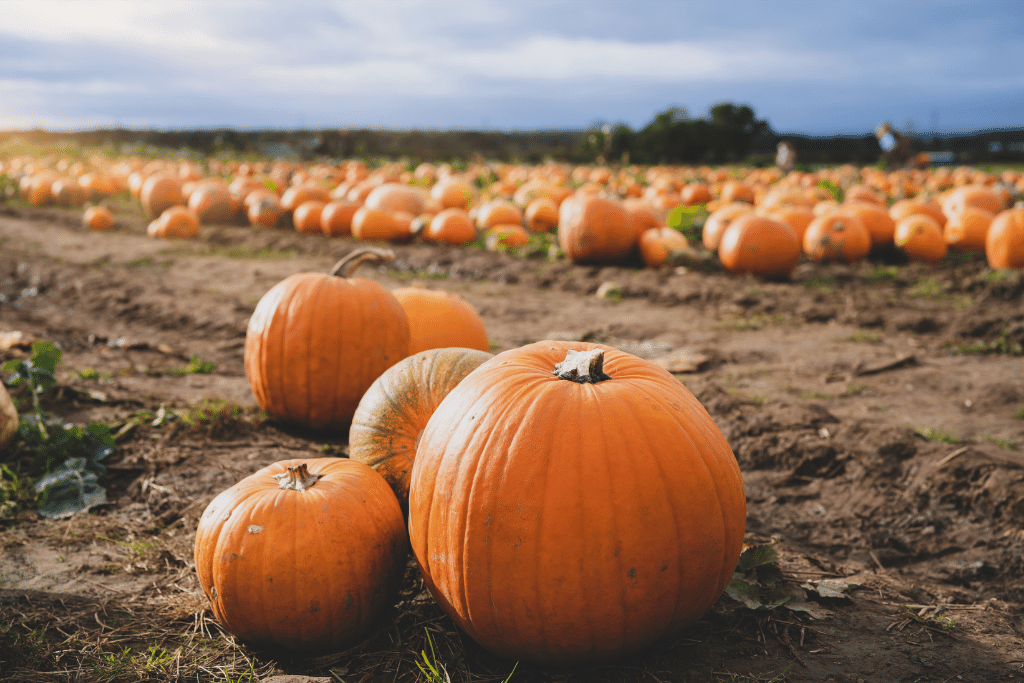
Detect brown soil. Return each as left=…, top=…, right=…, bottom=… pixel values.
left=2, top=204, right=1024, bottom=682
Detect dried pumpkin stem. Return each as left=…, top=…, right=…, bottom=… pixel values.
left=273, top=463, right=323, bottom=491
left=553, top=348, right=611, bottom=384
left=329, top=246, right=396, bottom=278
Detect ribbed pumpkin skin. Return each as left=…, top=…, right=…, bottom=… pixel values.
left=392, top=288, right=489, bottom=355
left=718, top=214, right=800, bottom=277
left=194, top=457, right=408, bottom=652
left=408, top=341, right=747, bottom=666
left=557, top=195, right=636, bottom=264
left=245, top=273, right=410, bottom=429
left=349, top=348, right=493, bottom=507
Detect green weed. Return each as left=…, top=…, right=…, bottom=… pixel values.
left=915, top=427, right=972, bottom=445
left=167, top=355, right=216, bottom=377
left=869, top=265, right=900, bottom=282
left=842, top=329, right=883, bottom=343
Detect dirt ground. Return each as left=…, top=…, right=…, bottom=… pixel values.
left=1, top=201, right=1023, bottom=682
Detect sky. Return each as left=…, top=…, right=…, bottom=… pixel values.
left=1, top=0, right=1022, bottom=137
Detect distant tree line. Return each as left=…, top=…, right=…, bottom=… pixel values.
left=1, top=104, right=1023, bottom=167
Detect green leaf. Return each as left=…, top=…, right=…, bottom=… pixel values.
left=736, top=543, right=779, bottom=572
left=725, top=574, right=765, bottom=610
left=30, top=342, right=61, bottom=373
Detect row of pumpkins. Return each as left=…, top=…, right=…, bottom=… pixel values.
left=7, top=153, right=1024, bottom=272
left=194, top=246, right=747, bottom=666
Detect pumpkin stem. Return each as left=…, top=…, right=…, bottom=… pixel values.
left=329, top=247, right=396, bottom=278
left=553, top=348, right=611, bottom=384
left=273, top=463, right=323, bottom=491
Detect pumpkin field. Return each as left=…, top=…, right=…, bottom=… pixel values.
left=1, top=154, right=1024, bottom=683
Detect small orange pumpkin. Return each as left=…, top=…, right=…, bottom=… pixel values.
left=391, top=286, right=489, bottom=355
left=83, top=205, right=115, bottom=231
left=702, top=202, right=754, bottom=251
left=943, top=205, right=994, bottom=252
left=319, top=200, right=360, bottom=236
left=292, top=199, right=327, bottom=235
left=638, top=227, right=692, bottom=268
left=426, top=208, right=477, bottom=246
left=802, top=210, right=871, bottom=263
left=139, top=174, right=184, bottom=217
left=557, top=194, right=636, bottom=264
left=841, top=201, right=897, bottom=246
left=349, top=347, right=494, bottom=508
left=485, top=224, right=531, bottom=250
left=718, top=214, right=800, bottom=278
left=524, top=197, right=560, bottom=232
left=194, top=458, right=407, bottom=652
left=188, top=180, right=236, bottom=224
left=894, top=214, right=947, bottom=263
left=147, top=206, right=200, bottom=239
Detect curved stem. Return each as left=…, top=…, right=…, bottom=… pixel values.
left=273, top=463, right=323, bottom=491
left=329, top=246, right=396, bottom=278
left=553, top=348, right=611, bottom=384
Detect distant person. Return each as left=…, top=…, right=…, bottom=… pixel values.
left=875, top=122, right=911, bottom=169
left=775, top=141, right=797, bottom=174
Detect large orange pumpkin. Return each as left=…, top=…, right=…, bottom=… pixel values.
left=557, top=194, right=636, bottom=264
left=894, top=214, right=947, bottom=264
left=718, top=214, right=801, bottom=278
left=408, top=342, right=746, bottom=666
left=188, top=180, right=236, bottom=224
left=702, top=202, right=754, bottom=251
left=943, top=205, right=994, bottom=252
left=349, top=347, right=493, bottom=508
left=986, top=209, right=1024, bottom=269
left=83, top=205, right=115, bottom=231
left=194, top=458, right=407, bottom=652
left=244, top=248, right=410, bottom=429
left=364, top=183, right=427, bottom=215
left=391, top=286, right=489, bottom=355
left=426, top=208, right=477, bottom=246
left=139, top=174, right=184, bottom=217
left=292, top=199, right=327, bottom=235
left=147, top=206, right=200, bottom=239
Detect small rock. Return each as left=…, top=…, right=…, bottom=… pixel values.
left=596, top=281, right=623, bottom=300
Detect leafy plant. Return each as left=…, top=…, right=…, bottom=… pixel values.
left=167, top=354, right=216, bottom=376
left=2, top=342, right=115, bottom=518
left=816, top=178, right=843, bottom=203
left=666, top=204, right=707, bottom=244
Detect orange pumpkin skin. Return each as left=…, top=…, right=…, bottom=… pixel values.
left=986, top=209, right=1024, bottom=269
left=280, top=184, right=331, bottom=212
left=408, top=341, right=746, bottom=667
left=349, top=348, right=494, bottom=508
left=140, top=174, right=185, bottom=217
left=718, top=214, right=800, bottom=278
left=364, top=183, right=427, bottom=215
left=557, top=194, right=636, bottom=264
left=476, top=200, right=524, bottom=230
left=638, top=227, right=690, bottom=267
left=194, top=458, right=407, bottom=652
left=524, top=197, right=560, bottom=232
left=83, top=206, right=115, bottom=231
left=426, top=208, right=477, bottom=246
left=391, top=287, right=489, bottom=355
left=148, top=206, right=200, bottom=239
left=320, top=200, right=360, bottom=236
left=292, top=199, right=327, bottom=234
left=188, top=180, right=236, bottom=224
left=761, top=205, right=815, bottom=242
left=246, top=195, right=282, bottom=228
left=802, top=211, right=872, bottom=263
left=430, top=178, right=476, bottom=209
left=841, top=201, right=896, bottom=246
left=943, top=205, right=994, bottom=252
left=894, top=214, right=947, bottom=264
left=244, top=254, right=410, bottom=429
left=485, top=224, right=531, bottom=250
left=702, top=202, right=754, bottom=251
left=351, top=207, right=405, bottom=242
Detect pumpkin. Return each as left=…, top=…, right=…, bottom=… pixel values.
left=943, top=205, right=994, bottom=252
left=364, top=183, right=427, bottom=216
left=843, top=184, right=885, bottom=206
left=485, top=224, right=531, bottom=250
left=244, top=248, right=410, bottom=429
left=194, top=458, right=407, bottom=652
left=889, top=198, right=946, bottom=228
left=292, top=200, right=327, bottom=235
left=188, top=180, right=237, bottom=224
left=50, top=177, right=88, bottom=207
left=942, top=185, right=1006, bottom=216
left=83, top=205, right=115, bottom=231
left=349, top=347, right=493, bottom=508
left=524, top=197, right=560, bottom=233
left=557, top=194, right=636, bottom=264
left=430, top=178, right=476, bottom=209
left=718, top=214, right=801, bottom=278
left=476, top=200, right=524, bottom=231
left=408, top=342, right=746, bottom=666
left=802, top=210, right=871, bottom=263
left=986, top=209, right=1024, bottom=269
left=702, top=202, right=754, bottom=251
left=426, top=208, right=477, bottom=246
left=351, top=207, right=406, bottom=242
left=147, top=206, right=200, bottom=239
left=760, top=205, right=814, bottom=242
left=320, top=200, right=360, bottom=236
left=140, top=174, right=185, bottom=217
left=720, top=180, right=755, bottom=204
left=841, top=201, right=896, bottom=246
left=0, top=382, right=18, bottom=453
left=680, top=182, right=712, bottom=205
left=391, top=286, right=489, bottom=355
left=623, top=201, right=662, bottom=241
left=246, top=195, right=282, bottom=228
left=894, top=214, right=947, bottom=263
left=638, top=227, right=693, bottom=268
left=280, top=184, right=331, bottom=212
